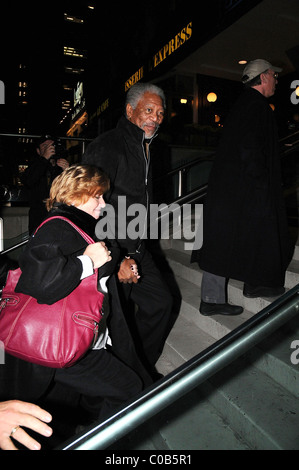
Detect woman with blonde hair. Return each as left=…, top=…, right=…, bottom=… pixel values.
left=0, top=165, right=151, bottom=449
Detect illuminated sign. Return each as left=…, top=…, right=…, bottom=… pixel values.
left=74, top=81, right=84, bottom=107
left=125, top=67, right=144, bottom=92
left=152, top=22, right=192, bottom=68
left=97, top=98, right=109, bottom=115
left=67, top=111, right=88, bottom=137
left=72, top=81, right=86, bottom=120
left=90, top=99, right=110, bottom=124
left=124, top=22, right=192, bottom=92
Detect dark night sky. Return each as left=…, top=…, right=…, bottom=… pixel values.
left=1, top=1, right=182, bottom=134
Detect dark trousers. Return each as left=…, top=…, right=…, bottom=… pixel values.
left=54, top=348, right=143, bottom=421
left=120, top=249, right=173, bottom=372
left=201, top=270, right=227, bottom=303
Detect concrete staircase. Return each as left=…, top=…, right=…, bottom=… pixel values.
left=149, top=221, right=299, bottom=450
left=111, top=220, right=299, bottom=451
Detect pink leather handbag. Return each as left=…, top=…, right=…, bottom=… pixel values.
left=0, top=217, right=104, bottom=368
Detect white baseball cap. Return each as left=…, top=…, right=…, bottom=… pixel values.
left=242, top=59, right=282, bottom=83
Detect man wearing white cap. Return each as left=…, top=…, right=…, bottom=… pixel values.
left=241, top=59, right=282, bottom=96
left=192, top=59, right=294, bottom=315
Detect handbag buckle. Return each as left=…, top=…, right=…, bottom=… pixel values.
left=0, top=298, right=8, bottom=313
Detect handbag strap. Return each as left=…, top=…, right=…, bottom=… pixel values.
left=34, top=216, right=95, bottom=244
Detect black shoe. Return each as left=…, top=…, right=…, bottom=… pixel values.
left=243, top=284, right=285, bottom=298
left=200, top=301, right=243, bottom=316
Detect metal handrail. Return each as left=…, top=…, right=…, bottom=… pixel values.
left=155, top=155, right=215, bottom=181
left=0, top=237, right=29, bottom=256
left=58, top=283, right=299, bottom=450
left=0, top=133, right=93, bottom=164
left=0, top=133, right=92, bottom=142
left=279, top=129, right=299, bottom=143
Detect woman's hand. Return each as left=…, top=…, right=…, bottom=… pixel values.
left=0, top=400, right=53, bottom=451
left=84, top=241, right=112, bottom=269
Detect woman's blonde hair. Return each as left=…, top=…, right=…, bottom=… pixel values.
left=46, top=164, right=110, bottom=211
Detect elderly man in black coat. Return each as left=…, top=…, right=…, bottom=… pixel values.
left=192, top=59, right=294, bottom=316
left=83, top=83, right=173, bottom=379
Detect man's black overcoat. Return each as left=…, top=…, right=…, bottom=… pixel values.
left=192, top=88, right=293, bottom=287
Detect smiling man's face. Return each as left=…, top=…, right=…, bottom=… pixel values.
left=126, top=92, right=165, bottom=138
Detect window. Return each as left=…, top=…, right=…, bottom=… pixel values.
left=64, top=66, right=85, bottom=75
left=64, top=46, right=87, bottom=59
left=64, top=13, right=84, bottom=24
left=62, top=100, right=71, bottom=110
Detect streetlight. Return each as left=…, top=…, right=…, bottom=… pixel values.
left=207, top=92, right=217, bottom=103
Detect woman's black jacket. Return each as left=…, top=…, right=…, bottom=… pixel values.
left=0, top=204, right=152, bottom=402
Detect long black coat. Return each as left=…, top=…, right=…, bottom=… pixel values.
left=82, top=115, right=157, bottom=260
left=192, top=88, right=293, bottom=287
left=0, top=204, right=152, bottom=402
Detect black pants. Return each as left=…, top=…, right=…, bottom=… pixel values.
left=120, top=249, right=173, bottom=372
left=55, top=348, right=143, bottom=421
left=201, top=271, right=227, bottom=303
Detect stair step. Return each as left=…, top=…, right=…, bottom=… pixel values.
left=173, top=276, right=254, bottom=340
left=246, top=315, right=299, bottom=396
left=162, top=231, right=299, bottom=262
left=157, top=274, right=299, bottom=404
left=163, top=247, right=299, bottom=309
left=156, top=280, right=299, bottom=449
left=199, top=356, right=299, bottom=449
left=156, top=313, right=216, bottom=373
left=149, top=388, right=252, bottom=450
left=109, top=387, right=252, bottom=450
left=155, top=222, right=299, bottom=450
